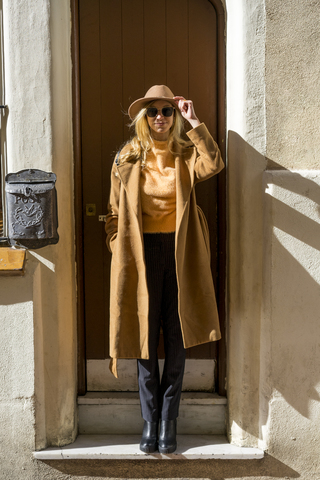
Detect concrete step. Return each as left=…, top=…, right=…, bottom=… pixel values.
left=87, top=359, right=216, bottom=391
left=78, top=392, right=227, bottom=435
left=34, top=434, right=264, bottom=460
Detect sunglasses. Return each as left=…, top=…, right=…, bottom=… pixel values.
left=146, top=106, right=175, bottom=118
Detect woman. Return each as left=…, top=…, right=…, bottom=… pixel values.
left=105, top=85, right=224, bottom=454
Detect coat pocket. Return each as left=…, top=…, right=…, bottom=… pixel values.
left=196, top=205, right=211, bottom=261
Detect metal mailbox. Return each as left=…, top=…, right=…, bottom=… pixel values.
left=5, top=169, right=59, bottom=249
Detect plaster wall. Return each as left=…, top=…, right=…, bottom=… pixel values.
left=0, top=0, right=77, bottom=477
left=227, top=0, right=320, bottom=479
left=226, top=0, right=267, bottom=447
left=262, top=171, right=320, bottom=477
left=265, top=0, right=320, bottom=170
left=261, top=0, right=320, bottom=474
left=0, top=263, right=37, bottom=475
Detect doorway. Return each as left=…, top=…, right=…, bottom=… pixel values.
left=73, top=0, right=226, bottom=396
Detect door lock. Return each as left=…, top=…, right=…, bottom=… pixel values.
left=86, top=204, right=96, bottom=216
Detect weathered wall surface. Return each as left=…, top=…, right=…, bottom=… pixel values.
left=261, top=0, right=320, bottom=475
left=265, top=0, right=320, bottom=170
left=262, top=171, right=320, bottom=478
left=227, top=0, right=267, bottom=448
left=0, top=0, right=77, bottom=478
left=228, top=0, right=320, bottom=479
left=0, top=262, right=38, bottom=476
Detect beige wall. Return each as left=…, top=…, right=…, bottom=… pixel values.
left=262, top=170, right=320, bottom=474
left=263, top=0, right=320, bottom=473
left=227, top=0, right=267, bottom=448
left=0, top=0, right=76, bottom=477
left=227, top=0, right=320, bottom=478
left=265, top=0, right=320, bottom=170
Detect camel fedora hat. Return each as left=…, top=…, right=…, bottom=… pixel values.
left=128, top=85, right=177, bottom=119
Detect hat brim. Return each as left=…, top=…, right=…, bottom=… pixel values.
left=128, top=96, right=178, bottom=120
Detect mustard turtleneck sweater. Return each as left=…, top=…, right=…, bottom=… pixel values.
left=140, top=139, right=176, bottom=233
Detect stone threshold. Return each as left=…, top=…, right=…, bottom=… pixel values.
left=33, top=435, right=264, bottom=460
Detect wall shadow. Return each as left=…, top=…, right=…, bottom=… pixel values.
left=0, top=261, right=34, bottom=305
left=263, top=151, right=320, bottom=420
left=228, top=130, right=320, bottom=438
left=41, top=454, right=300, bottom=479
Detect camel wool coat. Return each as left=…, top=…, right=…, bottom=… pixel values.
left=105, top=123, right=224, bottom=377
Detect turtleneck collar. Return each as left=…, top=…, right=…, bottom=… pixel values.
left=152, top=138, right=169, bottom=149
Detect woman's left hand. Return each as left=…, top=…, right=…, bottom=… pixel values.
left=173, top=96, right=201, bottom=129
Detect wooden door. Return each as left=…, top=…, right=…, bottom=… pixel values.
left=76, top=0, right=225, bottom=392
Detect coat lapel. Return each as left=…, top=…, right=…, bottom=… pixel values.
left=117, top=160, right=141, bottom=219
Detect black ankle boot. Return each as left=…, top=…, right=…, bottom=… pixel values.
left=139, top=421, right=158, bottom=453
left=158, top=419, right=177, bottom=454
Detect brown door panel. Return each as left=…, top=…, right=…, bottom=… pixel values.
left=79, top=0, right=220, bottom=362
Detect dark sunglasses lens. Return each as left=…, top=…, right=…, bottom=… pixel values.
left=146, top=108, right=158, bottom=117
left=162, top=107, right=174, bottom=117
left=146, top=107, right=174, bottom=117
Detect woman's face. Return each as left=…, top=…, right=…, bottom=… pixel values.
left=146, top=100, right=174, bottom=141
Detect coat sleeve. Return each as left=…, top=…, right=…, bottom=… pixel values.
left=186, top=123, right=224, bottom=183
left=105, top=159, right=121, bottom=253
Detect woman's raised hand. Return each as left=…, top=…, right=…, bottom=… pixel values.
left=173, top=96, right=201, bottom=129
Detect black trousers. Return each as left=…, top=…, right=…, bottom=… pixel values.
left=137, top=232, right=186, bottom=422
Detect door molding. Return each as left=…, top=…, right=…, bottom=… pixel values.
left=71, top=0, right=226, bottom=396
left=71, top=0, right=86, bottom=395
left=208, top=0, right=227, bottom=397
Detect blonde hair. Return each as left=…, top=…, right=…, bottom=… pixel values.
left=119, top=102, right=189, bottom=165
